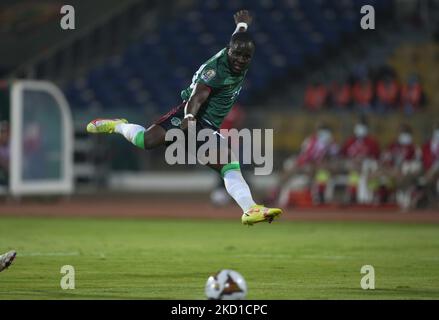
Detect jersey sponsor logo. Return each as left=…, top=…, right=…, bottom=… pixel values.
left=201, top=69, right=216, bottom=82
left=171, top=117, right=182, bottom=127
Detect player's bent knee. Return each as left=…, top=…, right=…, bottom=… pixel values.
left=143, top=125, right=166, bottom=149
left=144, top=136, right=161, bottom=150
left=143, top=133, right=155, bottom=150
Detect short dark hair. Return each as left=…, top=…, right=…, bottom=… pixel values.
left=229, top=32, right=255, bottom=47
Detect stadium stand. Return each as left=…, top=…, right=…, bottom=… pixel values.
left=389, top=42, right=439, bottom=109
left=62, top=0, right=394, bottom=114
left=2, top=0, right=438, bottom=206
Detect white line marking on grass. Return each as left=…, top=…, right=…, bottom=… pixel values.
left=420, top=257, right=439, bottom=261
left=234, top=254, right=292, bottom=259
left=301, top=255, right=355, bottom=260
left=18, top=252, right=81, bottom=257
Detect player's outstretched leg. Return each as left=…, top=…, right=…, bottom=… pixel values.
left=87, top=118, right=166, bottom=150
left=0, top=250, right=16, bottom=272
left=219, top=162, right=282, bottom=226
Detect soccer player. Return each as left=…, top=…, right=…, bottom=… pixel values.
left=86, top=10, right=282, bottom=225
left=0, top=250, right=16, bottom=272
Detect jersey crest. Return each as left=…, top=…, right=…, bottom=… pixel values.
left=201, top=69, right=216, bottom=82
left=171, top=117, right=182, bottom=127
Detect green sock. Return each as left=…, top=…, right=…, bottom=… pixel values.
left=133, top=130, right=145, bottom=149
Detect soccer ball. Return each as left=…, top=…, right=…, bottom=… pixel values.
left=205, top=269, right=247, bottom=300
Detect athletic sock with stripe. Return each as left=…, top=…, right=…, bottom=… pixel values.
left=115, top=123, right=146, bottom=149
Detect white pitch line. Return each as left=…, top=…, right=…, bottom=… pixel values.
left=300, top=255, right=356, bottom=260
left=17, top=252, right=81, bottom=257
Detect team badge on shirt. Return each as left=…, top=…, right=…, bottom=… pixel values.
left=201, top=69, right=216, bottom=82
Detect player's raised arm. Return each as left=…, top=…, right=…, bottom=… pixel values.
left=233, top=10, right=252, bottom=35
left=180, top=83, right=211, bottom=130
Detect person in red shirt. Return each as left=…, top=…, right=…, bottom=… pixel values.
left=375, top=75, right=399, bottom=113
left=396, top=123, right=439, bottom=210
left=269, top=122, right=339, bottom=206
left=340, top=120, right=380, bottom=160
left=373, top=124, right=421, bottom=205
left=330, top=80, right=352, bottom=112
left=417, top=123, right=439, bottom=208
left=400, top=75, right=424, bottom=114
left=382, top=124, right=418, bottom=168
left=352, top=77, right=374, bottom=113
left=339, top=118, right=380, bottom=204
left=0, top=121, right=10, bottom=185
left=304, top=81, right=329, bottom=111
left=422, top=124, right=439, bottom=172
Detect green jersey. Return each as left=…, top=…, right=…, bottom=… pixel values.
left=181, top=48, right=246, bottom=128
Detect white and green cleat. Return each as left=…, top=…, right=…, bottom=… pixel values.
left=86, top=118, right=128, bottom=134
left=241, top=205, right=282, bottom=226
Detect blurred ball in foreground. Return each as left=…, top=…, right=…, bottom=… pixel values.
left=205, top=269, right=247, bottom=300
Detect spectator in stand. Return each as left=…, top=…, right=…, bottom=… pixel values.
left=304, top=80, right=329, bottom=111
left=0, top=121, right=10, bottom=185
left=340, top=118, right=380, bottom=160
left=382, top=124, right=418, bottom=168
left=413, top=122, right=439, bottom=209
left=352, top=77, right=374, bottom=114
left=269, top=122, right=339, bottom=207
left=375, top=74, right=400, bottom=113
left=372, top=124, right=422, bottom=206
left=400, top=74, right=425, bottom=115
left=422, top=123, right=439, bottom=174
left=339, top=117, right=380, bottom=204
left=329, top=79, right=352, bottom=112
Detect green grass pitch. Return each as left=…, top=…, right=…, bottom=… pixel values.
left=1, top=217, right=439, bottom=299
